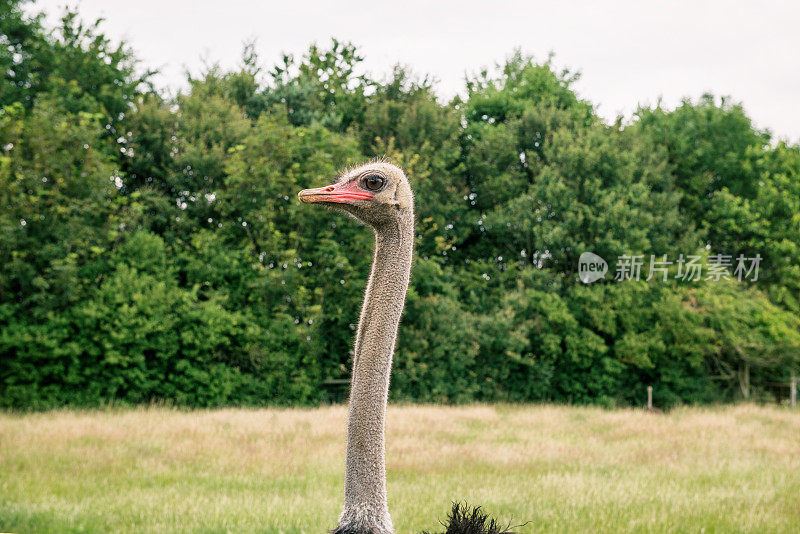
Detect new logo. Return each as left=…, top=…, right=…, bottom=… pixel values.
left=578, top=252, right=608, bottom=284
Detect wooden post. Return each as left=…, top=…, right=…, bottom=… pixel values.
left=791, top=373, right=797, bottom=409
left=647, top=386, right=653, bottom=410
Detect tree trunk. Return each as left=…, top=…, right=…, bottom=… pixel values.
left=738, top=362, right=750, bottom=399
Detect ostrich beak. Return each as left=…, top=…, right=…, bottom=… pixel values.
left=298, top=181, right=375, bottom=204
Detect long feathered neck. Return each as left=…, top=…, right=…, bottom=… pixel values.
left=334, top=211, right=414, bottom=534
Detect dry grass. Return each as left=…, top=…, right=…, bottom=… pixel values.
left=1, top=404, right=799, bottom=533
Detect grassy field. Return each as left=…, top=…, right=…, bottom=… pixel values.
left=1, top=404, right=799, bottom=533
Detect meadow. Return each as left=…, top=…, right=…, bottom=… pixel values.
left=1, top=404, right=799, bottom=533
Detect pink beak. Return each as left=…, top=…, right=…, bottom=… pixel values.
left=298, top=180, right=375, bottom=204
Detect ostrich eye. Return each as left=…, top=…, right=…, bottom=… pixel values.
left=362, top=174, right=385, bottom=191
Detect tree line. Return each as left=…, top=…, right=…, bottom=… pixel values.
left=2, top=1, right=799, bottom=409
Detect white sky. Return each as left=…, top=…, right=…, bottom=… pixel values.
left=30, top=0, right=800, bottom=142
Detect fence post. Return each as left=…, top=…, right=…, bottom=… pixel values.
left=791, top=373, right=797, bottom=409
left=647, top=385, right=653, bottom=410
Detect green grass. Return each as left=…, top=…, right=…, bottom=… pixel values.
left=1, top=404, right=799, bottom=533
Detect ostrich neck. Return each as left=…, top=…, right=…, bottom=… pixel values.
left=339, top=213, right=414, bottom=533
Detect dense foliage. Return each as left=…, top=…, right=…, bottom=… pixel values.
left=2, top=1, right=799, bottom=408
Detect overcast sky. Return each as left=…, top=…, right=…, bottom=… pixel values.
left=31, top=1, right=800, bottom=142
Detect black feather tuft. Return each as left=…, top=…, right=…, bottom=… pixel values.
left=422, top=502, right=519, bottom=534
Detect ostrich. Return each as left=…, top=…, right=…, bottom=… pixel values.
left=298, top=161, right=515, bottom=534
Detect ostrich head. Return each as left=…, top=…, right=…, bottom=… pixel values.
left=297, top=161, right=413, bottom=228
